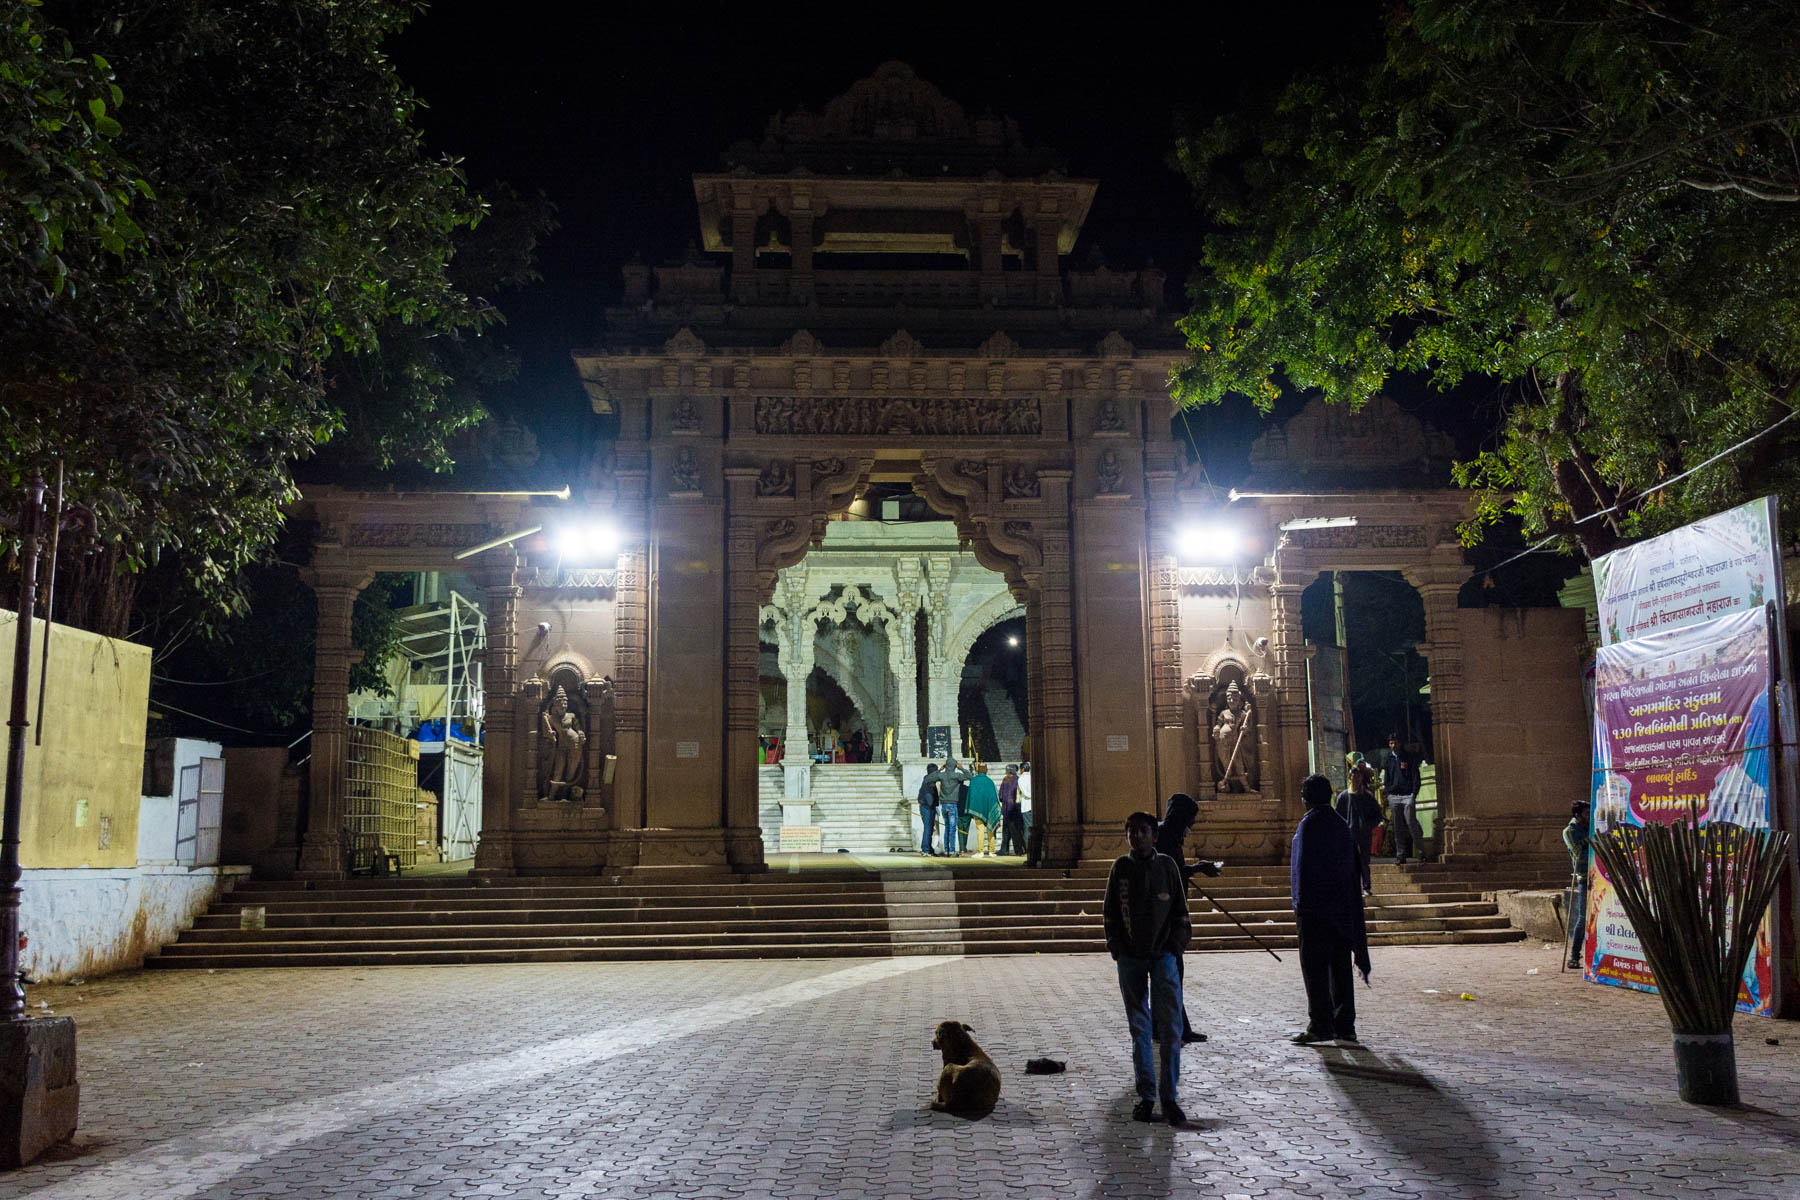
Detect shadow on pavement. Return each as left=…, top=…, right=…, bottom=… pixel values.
left=889, top=1099, right=1044, bottom=1127
left=1321, top=1045, right=1504, bottom=1192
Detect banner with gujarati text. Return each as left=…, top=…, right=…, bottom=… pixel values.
left=1586, top=606, right=1776, bottom=1014
left=1593, top=497, right=1777, bottom=647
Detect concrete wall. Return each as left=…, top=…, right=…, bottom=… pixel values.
left=20, top=863, right=245, bottom=982
left=0, top=610, right=151, bottom=869
left=1453, top=607, right=1591, bottom=857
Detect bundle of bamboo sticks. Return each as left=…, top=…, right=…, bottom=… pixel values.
left=1592, top=812, right=1790, bottom=1034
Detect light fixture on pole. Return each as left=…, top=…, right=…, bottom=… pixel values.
left=1175, top=522, right=1241, bottom=564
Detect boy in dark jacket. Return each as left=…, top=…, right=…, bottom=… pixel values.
left=1104, top=812, right=1192, bottom=1125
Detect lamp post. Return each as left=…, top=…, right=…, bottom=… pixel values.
left=1, top=470, right=43, bottom=1022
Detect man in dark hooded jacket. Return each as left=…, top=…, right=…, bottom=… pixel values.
left=1290, top=773, right=1372, bottom=1046
left=1153, top=793, right=1220, bottom=1044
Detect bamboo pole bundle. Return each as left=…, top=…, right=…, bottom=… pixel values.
left=1592, top=809, right=1790, bottom=1034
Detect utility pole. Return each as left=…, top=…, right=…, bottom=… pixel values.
left=0, top=468, right=76, bottom=1168
left=2, top=470, right=43, bottom=1022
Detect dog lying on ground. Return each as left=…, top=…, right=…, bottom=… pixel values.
left=930, top=1020, right=1002, bottom=1114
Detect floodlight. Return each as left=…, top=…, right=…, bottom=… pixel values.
left=558, top=522, right=620, bottom=563
left=1176, top=523, right=1240, bottom=564
left=1006, top=635, right=1020, bottom=647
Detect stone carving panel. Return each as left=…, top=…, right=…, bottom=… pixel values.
left=1285, top=524, right=1428, bottom=550
left=752, top=395, right=1041, bottom=437
left=346, top=523, right=493, bottom=549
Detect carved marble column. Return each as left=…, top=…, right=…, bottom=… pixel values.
left=922, top=554, right=958, bottom=738
left=781, top=611, right=814, bottom=805
left=887, top=598, right=922, bottom=763
left=1032, top=215, right=1061, bottom=305
left=1415, top=575, right=1467, bottom=859
left=612, top=538, right=649, bottom=832
left=789, top=205, right=815, bottom=301
left=296, top=559, right=373, bottom=879
left=729, top=203, right=758, bottom=303
left=472, top=560, right=521, bottom=877
left=1145, top=463, right=1186, bottom=802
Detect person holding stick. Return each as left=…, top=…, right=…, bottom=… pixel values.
left=1153, top=793, right=1222, bottom=1045
left=1290, top=773, right=1372, bottom=1046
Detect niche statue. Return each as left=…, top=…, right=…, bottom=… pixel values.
left=537, top=684, right=587, bottom=803
left=1211, top=680, right=1259, bottom=793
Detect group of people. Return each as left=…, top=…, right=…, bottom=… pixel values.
left=1324, top=733, right=1433, bottom=898
left=1103, top=774, right=1371, bottom=1126
left=916, top=759, right=1031, bottom=857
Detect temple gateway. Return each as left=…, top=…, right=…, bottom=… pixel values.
left=290, top=64, right=1588, bottom=878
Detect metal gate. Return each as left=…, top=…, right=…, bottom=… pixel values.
left=175, top=756, right=224, bottom=866
left=442, top=740, right=483, bottom=861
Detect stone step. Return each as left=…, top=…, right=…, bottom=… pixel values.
left=145, top=925, right=1526, bottom=970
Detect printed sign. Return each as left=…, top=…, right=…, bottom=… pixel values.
left=674, top=741, right=700, bottom=759
left=777, top=825, right=823, bottom=853
left=1586, top=606, right=1777, bottom=1014
left=1105, top=735, right=1130, bottom=752
left=1593, top=496, right=1778, bottom=646
left=925, top=725, right=953, bottom=761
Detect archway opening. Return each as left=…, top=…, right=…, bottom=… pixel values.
left=1301, top=570, right=1435, bottom=838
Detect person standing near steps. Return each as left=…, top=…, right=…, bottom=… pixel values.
left=1104, top=812, right=1192, bottom=1126
left=1290, top=774, right=1372, bottom=1047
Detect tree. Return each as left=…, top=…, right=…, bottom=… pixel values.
left=0, top=1, right=513, bottom=634
left=1173, top=0, right=1800, bottom=559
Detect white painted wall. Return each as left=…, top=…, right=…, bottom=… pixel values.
left=22, top=737, right=243, bottom=982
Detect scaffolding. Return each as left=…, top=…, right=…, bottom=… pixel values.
left=345, top=727, right=421, bottom=873
left=348, top=580, right=487, bottom=864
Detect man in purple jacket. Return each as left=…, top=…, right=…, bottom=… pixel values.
left=1290, top=773, right=1372, bottom=1046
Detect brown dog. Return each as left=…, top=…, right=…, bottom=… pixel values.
left=930, top=1020, right=1002, bottom=1113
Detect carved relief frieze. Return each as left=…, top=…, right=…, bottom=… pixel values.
left=346, top=523, right=495, bottom=549
left=1177, top=566, right=1258, bottom=589
left=671, top=396, right=701, bottom=432
left=751, top=395, right=1041, bottom=437
left=530, top=567, right=618, bottom=590
left=1285, top=524, right=1429, bottom=550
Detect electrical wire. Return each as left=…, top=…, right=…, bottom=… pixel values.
left=1485, top=406, right=1800, bottom=574
left=152, top=667, right=285, bottom=687
left=148, top=697, right=290, bottom=738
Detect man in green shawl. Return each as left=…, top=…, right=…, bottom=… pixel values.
left=964, top=763, right=1003, bottom=857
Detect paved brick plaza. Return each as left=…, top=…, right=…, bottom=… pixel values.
left=9, top=943, right=1800, bottom=1199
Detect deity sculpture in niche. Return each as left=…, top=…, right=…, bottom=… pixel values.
left=1210, top=674, right=1259, bottom=793
left=537, top=679, right=588, bottom=803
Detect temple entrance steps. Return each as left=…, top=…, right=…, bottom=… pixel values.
left=145, top=858, right=1532, bottom=969
left=782, top=762, right=913, bottom=853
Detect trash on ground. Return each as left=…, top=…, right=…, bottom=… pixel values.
left=1526, top=968, right=1540, bottom=975
left=1024, top=1057, right=1066, bottom=1074
left=1767, top=1038, right=1781, bottom=1046
left=1421, top=988, right=1439, bottom=994
left=1459, top=992, right=1476, bottom=1001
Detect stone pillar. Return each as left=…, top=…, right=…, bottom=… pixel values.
left=643, top=457, right=727, bottom=863
left=729, top=192, right=760, bottom=303
left=1415, top=574, right=1467, bottom=859
left=1032, top=504, right=1082, bottom=867
left=922, top=560, right=958, bottom=736
left=472, top=559, right=521, bottom=877
left=969, top=195, right=1006, bottom=304
left=724, top=494, right=767, bottom=870
left=296, top=558, right=373, bottom=879
left=1145, top=459, right=1186, bottom=802
left=789, top=198, right=815, bottom=303
left=1269, top=573, right=1317, bottom=824
left=1032, top=215, right=1061, bottom=305
left=612, top=535, right=650, bottom=833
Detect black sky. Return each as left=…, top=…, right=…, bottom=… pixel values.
left=389, top=2, right=1388, bottom=447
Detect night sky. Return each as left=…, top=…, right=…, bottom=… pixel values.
left=387, top=2, right=1388, bottom=460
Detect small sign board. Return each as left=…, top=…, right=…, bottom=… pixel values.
left=778, top=825, right=824, bottom=853
left=674, top=740, right=700, bottom=759
left=1106, top=735, right=1130, bottom=752
left=925, top=725, right=953, bottom=761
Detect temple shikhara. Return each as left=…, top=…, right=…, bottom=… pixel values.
left=288, top=64, right=1589, bottom=879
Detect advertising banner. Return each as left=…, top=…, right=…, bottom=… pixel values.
left=1593, top=496, right=1778, bottom=646
left=1586, top=606, right=1777, bottom=1014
